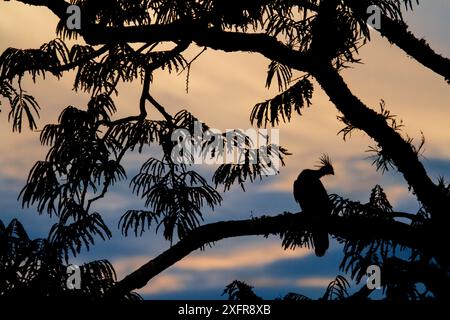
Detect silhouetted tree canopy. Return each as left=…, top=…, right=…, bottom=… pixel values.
left=1, top=0, right=450, bottom=300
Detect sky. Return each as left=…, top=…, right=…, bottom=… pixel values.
left=0, top=1, right=450, bottom=299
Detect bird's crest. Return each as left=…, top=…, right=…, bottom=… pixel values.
left=317, top=154, right=334, bottom=175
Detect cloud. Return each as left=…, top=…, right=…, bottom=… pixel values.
left=383, top=184, right=412, bottom=206
left=111, top=241, right=314, bottom=296
left=113, top=256, right=149, bottom=280
left=113, top=242, right=312, bottom=279
left=176, top=243, right=311, bottom=271
left=251, top=277, right=334, bottom=288
left=0, top=2, right=58, bottom=48
left=89, top=192, right=137, bottom=213
left=261, top=156, right=381, bottom=194
left=250, top=276, right=335, bottom=289
left=250, top=278, right=290, bottom=288
left=139, top=274, right=191, bottom=295
left=296, top=277, right=335, bottom=288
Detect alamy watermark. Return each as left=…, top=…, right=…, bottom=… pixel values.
left=367, top=5, right=382, bottom=30
left=366, top=265, right=381, bottom=290
left=171, top=121, right=281, bottom=176
left=66, top=264, right=81, bottom=290
left=66, top=5, right=81, bottom=30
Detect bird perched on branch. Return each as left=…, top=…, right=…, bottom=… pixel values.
left=293, top=155, right=334, bottom=257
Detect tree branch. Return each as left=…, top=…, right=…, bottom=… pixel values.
left=79, top=22, right=310, bottom=72
left=346, top=285, right=374, bottom=301
left=139, top=69, right=151, bottom=119
left=106, top=212, right=430, bottom=298
left=392, top=211, right=425, bottom=221
left=376, top=14, right=450, bottom=84
left=147, top=94, right=173, bottom=124
left=17, top=0, right=449, bottom=85
left=15, top=0, right=68, bottom=19
left=99, top=42, right=189, bottom=139
left=52, top=45, right=109, bottom=74
left=310, top=63, right=444, bottom=220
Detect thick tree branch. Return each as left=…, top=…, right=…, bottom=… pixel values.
left=15, top=0, right=68, bottom=19
left=139, top=69, right=151, bottom=119
left=80, top=22, right=310, bottom=71
left=16, top=0, right=450, bottom=84
left=106, top=212, right=429, bottom=298
left=377, top=15, right=450, bottom=84
left=302, top=1, right=442, bottom=218
left=311, top=63, right=445, bottom=220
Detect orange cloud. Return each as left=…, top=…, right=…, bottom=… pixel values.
left=250, top=276, right=336, bottom=289
left=383, top=184, right=414, bottom=205
left=113, top=242, right=311, bottom=279
left=138, top=274, right=190, bottom=295
left=176, top=243, right=311, bottom=271
left=112, top=242, right=313, bottom=295
left=296, top=277, right=335, bottom=288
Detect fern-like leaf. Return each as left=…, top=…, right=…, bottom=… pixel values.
left=251, top=78, right=313, bottom=128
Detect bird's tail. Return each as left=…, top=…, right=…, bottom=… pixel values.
left=312, top=230, right=329, bottom=257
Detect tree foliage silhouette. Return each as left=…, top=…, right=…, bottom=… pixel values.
left=1, top=0, right=449, bottom=300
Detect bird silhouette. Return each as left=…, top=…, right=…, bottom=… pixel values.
left=293, top=155, right=334, bottom=257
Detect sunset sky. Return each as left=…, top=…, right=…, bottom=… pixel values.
left=1, top=1, right=449, bottom=299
